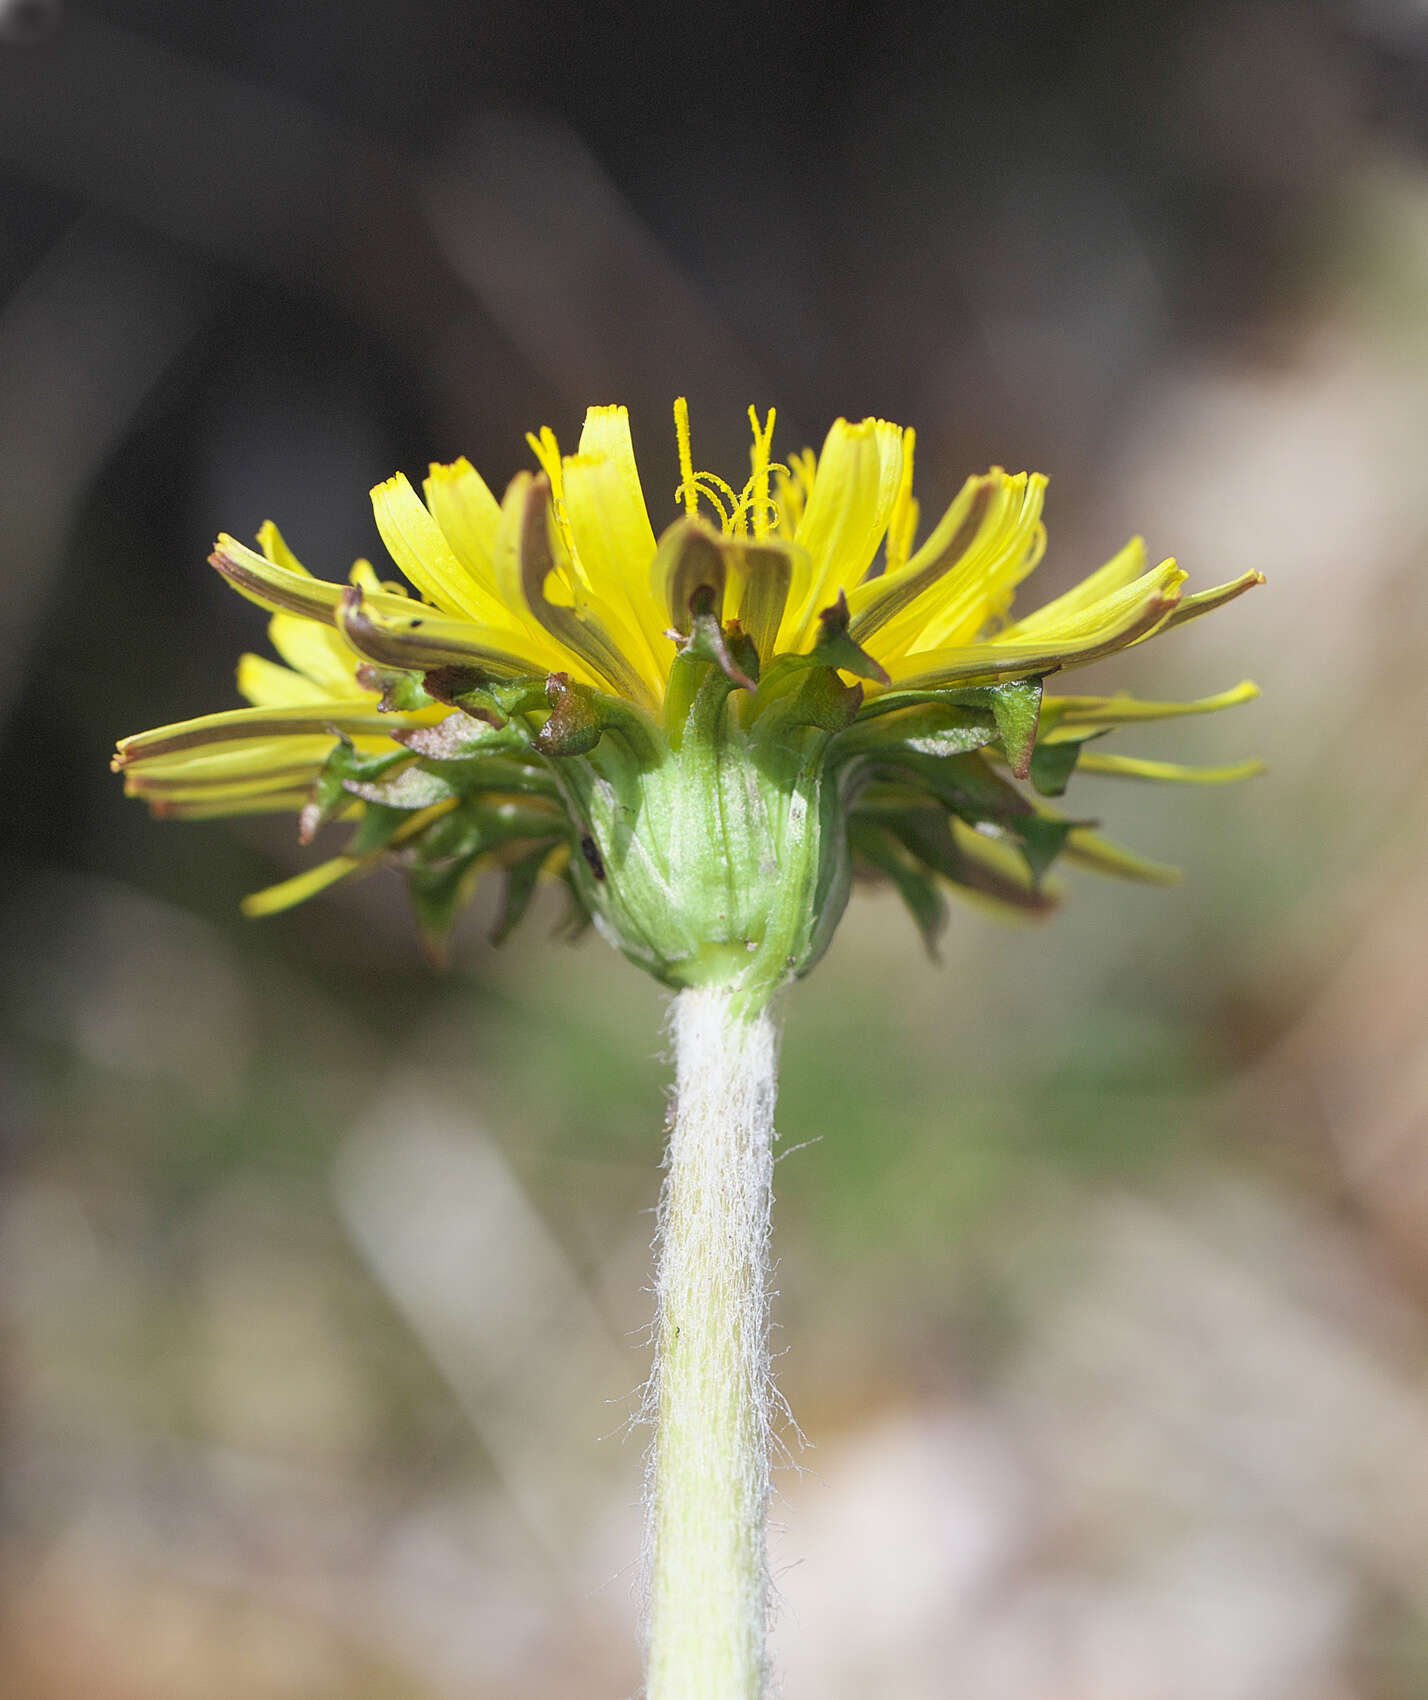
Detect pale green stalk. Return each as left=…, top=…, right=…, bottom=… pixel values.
left=644, top=984, right=779, bottom=1700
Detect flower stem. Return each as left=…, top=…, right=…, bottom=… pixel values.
left=645, top=984, right=779, bottom=1700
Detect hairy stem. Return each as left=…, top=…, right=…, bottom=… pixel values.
left=644, top=985, right=779, bottom=1700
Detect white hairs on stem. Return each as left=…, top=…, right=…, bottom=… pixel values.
left=642, top=985, right=780, bottom=1700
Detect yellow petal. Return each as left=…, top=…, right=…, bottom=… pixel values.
left=1007, top=536, right=1148, bottom=640
left=371, top=473, right=526, bottom=628
left=242, top=855, right=364, bottom=916
left=236, top=654, right=333, bottom=708
left=155, top=789, right=321, bottom=822
left=784, top=417, right=904, bottom=644
left=848, top=471, right=1002, bottom=646
left=774, top=448, right=816, bottom=540
left=1074, top=753, right=1266, bottom=784
left=124, top=734, right=393, bottom=786
left=574, top=406, right=658, bottom=563
left=115, top=702, right=418, bottom=765
left=884, top=426, right=918, bottom=574
left=241, top=796, right=459, bottom=915
left=337, top=583, right=552, bottom=679
left=562, top=438, right=670, bottom=677
left=212, top=533, right=344, bottom=622
left=885, top=559, right=1184, bottom=689
left=1134, top=569, right=1266, bottom=642
left=133, top=768, right=323, bottom=804
left=349, top=558, right=403, bottom=597
left=1000, top=557, right=1188, bottom=647
left=267, top=613, right=367, bottom=696
left=422, top=458, right=504, bottom=598
left=212, top=536, right=420, bottom=631
left=1061, top=827, right=1182, bottom=885
left=257, top=520, right=309, bottom=575
left=493, top=473, right=659, bottom=705
left=1042, top=679, right=1260, bottom=737
left=880, top=473, right=1047, bottom=656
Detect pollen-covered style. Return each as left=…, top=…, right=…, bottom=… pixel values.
left=115, top=400, right=1262, bottom=1005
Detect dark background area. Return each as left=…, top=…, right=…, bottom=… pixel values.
left=3, top=2, right=1428, bottom=1695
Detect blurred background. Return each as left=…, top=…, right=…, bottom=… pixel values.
left=2, top=1, right=1428, bottom=1694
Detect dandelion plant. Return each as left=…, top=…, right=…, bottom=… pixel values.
left=116, top=400, right=1261, bottom=1698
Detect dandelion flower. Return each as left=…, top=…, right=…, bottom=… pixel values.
left=116, top=400, right=1261, bottom=989
left=114, top=400, right=1262, bottom=1699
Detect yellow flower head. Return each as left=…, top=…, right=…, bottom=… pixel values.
left=115, top=400, right=1262, bottom=999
